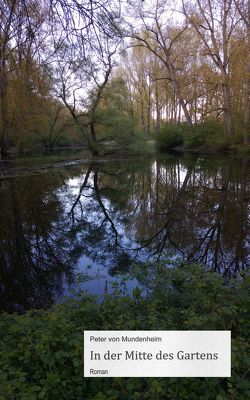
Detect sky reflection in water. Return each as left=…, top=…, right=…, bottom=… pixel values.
left=0, top=154, right=249, bottom=312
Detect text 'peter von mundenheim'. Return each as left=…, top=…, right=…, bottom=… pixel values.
left=90, top=335, right=162, bottom=343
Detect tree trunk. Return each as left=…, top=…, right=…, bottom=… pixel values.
left=169, top=63, right=193, bottom=128
left=0, top=62, right=9, bottom=158
left=89, top=122, right=99, bottom=156
left=178, top=101, right=181, bottom=124
left=178, top=96, right=192, bottom=127
left=140, top=100, right=146, bottom=133
left=160, top=37, right=193, bottom=128
left=18, top=125, right=25, bottom=155
left=244, top=0, right=250, bottom=145
left=155, top=19, right=193, bottom=128
left=155, top=84, right=160, bottom=131
left=244, top=77, right=250, bottom=145
left=146, top=96, right=151, bottom=133
left=222, top=78, right=233, bottom=144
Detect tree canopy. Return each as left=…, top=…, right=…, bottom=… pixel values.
left=0, top=0, right=249, bottom=157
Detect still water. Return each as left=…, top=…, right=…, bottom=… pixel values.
left=0, top=154, right=249, bottom=312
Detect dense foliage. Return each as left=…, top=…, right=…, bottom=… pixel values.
left=155, top=121, right=235, bottom=151
left=155, top=124, right=184, bottom=151
left=0, top=264, right=249, bottom=400
left=156, top=124, right=188, bottom=151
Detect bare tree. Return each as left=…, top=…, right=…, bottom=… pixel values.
left=127, top=0, right=194, bottom=128
left=49, top=0, right=122, bottom=155
left=182, top=0, right=242, bottom=143
left=52, top=36, right=121, bottom=155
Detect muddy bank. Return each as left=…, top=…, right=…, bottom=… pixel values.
left=0, top=154, right=139, bottom=180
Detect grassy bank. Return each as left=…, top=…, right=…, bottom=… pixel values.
left=0, top=264, right=249, bottom=400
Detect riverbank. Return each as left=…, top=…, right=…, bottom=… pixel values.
left=1, top=143, right=249, bottom=181
left=1, top=130, right=249, bottom=179
left=0, top=136, right=156, bottom=179
left=0, top=151, right=153, bottom=180
left=173, top=143, right=250, bottom=155
left=155, top=121, right=250, bottom=155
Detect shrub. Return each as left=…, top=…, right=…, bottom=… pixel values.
left=155, top=120, right=229, bottom=152
left=156, top=124, right=184, bottom=151
left=0, top=264, right=249, bottom=400
left=184, top=120, right=226, bottom=149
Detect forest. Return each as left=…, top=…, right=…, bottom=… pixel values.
left=0, top=0, right=249, bottom=158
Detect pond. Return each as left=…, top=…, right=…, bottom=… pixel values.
left=0, top=153, right=249, bottom=312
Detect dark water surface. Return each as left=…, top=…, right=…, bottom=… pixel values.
left=0, top=154, right=249, bottom=312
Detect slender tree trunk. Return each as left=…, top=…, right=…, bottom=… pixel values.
left=173, top=92, right=177, bottom=123
left=90, top=121, right=97, bottom=142
left=222, top=77, right=233, bottom=144
left=174, top=82, right=193, bottom=128
left=0, top=61, right=9, bottom=158
left=167, top=66, right=192, bottom=127
left=164, top=50, right=193, bottom=128
left=194, top=95, right=198, bottom=124
left=146, top=96, right=151, bottom=133
left=244, top=79, right=250, bottom=144
left=140, top=101, right=146, bottom=133
left=18, top=129, right=25, bottom=155
left=155, top=84, right=160, bottom=131
left=244, top=0, right=250, bottom=144
left=178, top=101, right=181, bottom=124
left=89, top=122, right=99, bottom=156
left=221, top=1, right=233, bottom=144
left=17, top=104, right=26, bottom=155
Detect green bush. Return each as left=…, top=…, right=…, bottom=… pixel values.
left=184, top=120, right=226, bottom=149
left=156, top=124, right=184, bottom=151
left=155, top=120, right=229, bottom=152
left=0, top=264, right=249, bottom=400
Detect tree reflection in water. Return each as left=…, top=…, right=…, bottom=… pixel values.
left=133, top=158, right=249, bottom=278
left=0, top=155, right=249, bottom=312
left=64, top=156, right=249, bottom=278
left=0, top=175, right=77, bottom=312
